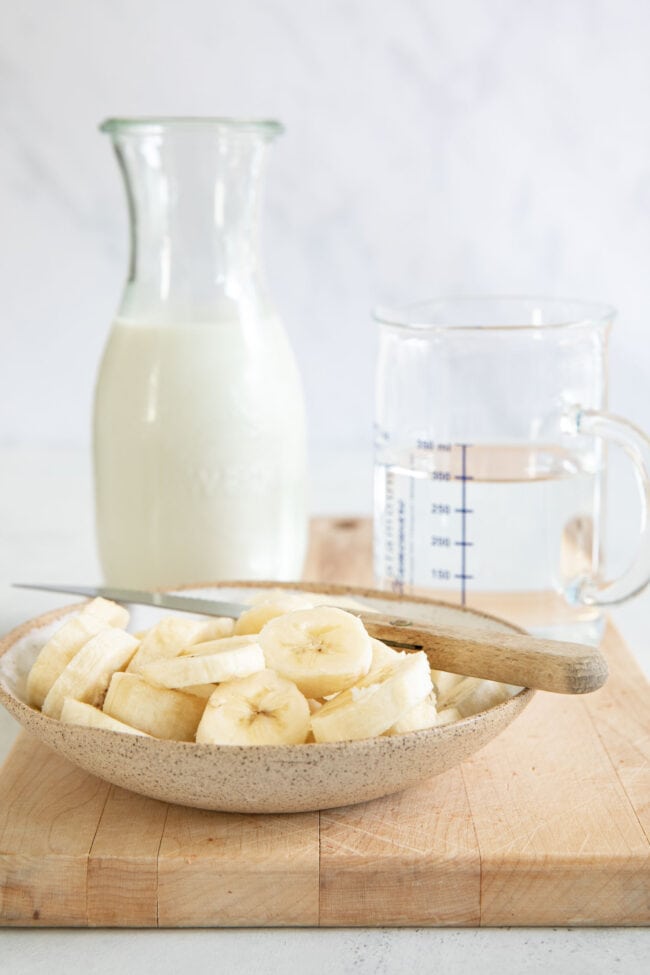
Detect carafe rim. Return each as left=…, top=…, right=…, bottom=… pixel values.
left=373, top=295, right=616, bottom=333
left=99, top=116, right=284, bottom=139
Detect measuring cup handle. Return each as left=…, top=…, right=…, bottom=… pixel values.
left=565, top=406, right=650, bottom=605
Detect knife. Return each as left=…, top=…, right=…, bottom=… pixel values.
left=12, top=582, right=608, bottom=695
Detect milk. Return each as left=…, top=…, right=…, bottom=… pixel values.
left=93, top=316, right=307, bottom=588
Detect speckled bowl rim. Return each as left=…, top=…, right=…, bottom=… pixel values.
left=0, top=581, right=535, bottom=763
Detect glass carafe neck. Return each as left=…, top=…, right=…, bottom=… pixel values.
left=103, top=118, right=282, bottom=323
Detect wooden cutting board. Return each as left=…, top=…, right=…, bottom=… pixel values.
left=0, top=518, right=648, bottom=927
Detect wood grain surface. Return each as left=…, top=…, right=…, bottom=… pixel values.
left=0, top=517, right=648, bottom=927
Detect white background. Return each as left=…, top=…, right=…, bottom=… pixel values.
left=1, top=5, right=649, bottom=967
left=2, top=0, right=650, bottom=455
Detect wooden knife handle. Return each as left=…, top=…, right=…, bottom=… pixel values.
left=356, top=612, right=607, bottom=694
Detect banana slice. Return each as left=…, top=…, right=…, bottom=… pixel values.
left=259, top=607, right=372, bottom=698
left=305, top=700, right=322, bottom=742
left=431, top=669, right=465, bottom=699
left=234, top=594, right=315, bottom=635
left=127, top=616, right=234, bottom=674
left=369, top=638, right=404, bottom=673
left=81, top=597, right=130, bottom=629
left=436, top=706, right=461, bottom=726
left=183, top=683, right=219, bottom=700
left=42, top=628, right=139, bottom=719
left=386, top=690, right=438, bottom=735
left=311, top=650, right=432, bottom=743
left=60, top=697, right=150, bottom=736
left=103, top=672, right=205, bottom=740
left=139, top=635, right=265, bottom=689
left=441, top=676, right=516, bottom=717
left=196, top=670, right=310, bottom=746
left=248, top=588, right=299, bottom=605
left=27, top=614, right=109, bottom=708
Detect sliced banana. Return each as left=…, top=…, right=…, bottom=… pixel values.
left=234, top=593, right=315, bottom=635
left=103, top=672, right=205, bottom=740
left=60, top=697, right=150, bottom=736
left=386, top=690, right=438, bottom=735
left=139, top=635, right=265, bottom=689
left=248, top=588, right=300, bottom=606
left=259, top=606, right=372, bottom=698
left=183, top=683, right=219, bottom=700
left=431, top=669, right=465, bottom=699
left=42, top=629, right=140, bottom=719
left=33, top=597, right=519, bottom=745
left=369, top=638, right=404, bottom=673
left=441, top=676, right=516, bottom=717
left=181, top=617, right=235, bottom=641
left=196, top=670, right=310, bottom=746
left=27, top=614, right=109, bottom=709
left=436, top=706, right=462, bottom=726
left=81, top=596, right=130, bottom=629
left=127, top=616, right=234, bottom=674
left=310, top=650, right=432, bottom=743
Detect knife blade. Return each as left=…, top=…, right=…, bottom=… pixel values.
left=12, top=581, right=416, bottom=653
left=13, top=583, right=250, bottom=620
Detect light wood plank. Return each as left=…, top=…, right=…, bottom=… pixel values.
left=319, top=767, right=480, bottom=926
left=304, top=517, right=374, bottom=588
left=0, top=735, right=110, bottom=925
left=583, top=623, right=650, bottom=842
left=87, top=785, right=169, bottom=927
left=461, top=691, right=650, bottom=925
left=157, top=806, right=319, bottom=926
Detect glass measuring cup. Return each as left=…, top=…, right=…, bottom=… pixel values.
left=373, top=297, right=650, bottom=644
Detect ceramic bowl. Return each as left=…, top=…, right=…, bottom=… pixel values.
left=0, top=582, right=534, bottom=813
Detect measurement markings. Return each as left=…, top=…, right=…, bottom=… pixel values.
left=454, top=444, right=473, bottom=606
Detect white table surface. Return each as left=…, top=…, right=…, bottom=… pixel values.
left=0, top=444, right=648, bottom=973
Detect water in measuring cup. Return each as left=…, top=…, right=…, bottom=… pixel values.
left=374, top=443, right=603, bottom=640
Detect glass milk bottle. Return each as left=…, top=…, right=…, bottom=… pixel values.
left=94, top=118, right=307, bottom=588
